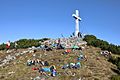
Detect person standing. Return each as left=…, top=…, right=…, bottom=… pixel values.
left=14, top=42, right=18, bottom=50
left=6, top=40, right=10, bottom=50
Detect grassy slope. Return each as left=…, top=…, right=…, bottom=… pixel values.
left=0, top=46, right=117, bottom=80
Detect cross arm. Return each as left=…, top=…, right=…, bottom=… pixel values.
left=72, top=14, right=81, bottom=21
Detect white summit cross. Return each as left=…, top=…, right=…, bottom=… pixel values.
left=72, top=10, right=81, bottom=37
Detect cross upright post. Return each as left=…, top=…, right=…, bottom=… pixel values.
left=72, top=10, right=81, bottom=37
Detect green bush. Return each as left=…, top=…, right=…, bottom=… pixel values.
left=111, top=75, right=120, bottom=80
left=83, top=35, right=120, bottom=55
left=0, top=38, right=49, bottom=50
left=108, top=56, right=120, bottom=73
left=0, top=43, right=6, bottom=50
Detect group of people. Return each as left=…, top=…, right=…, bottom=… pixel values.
left=100, top=51, right=112, bottom=58
left=27, top=59, right=49, bottom=66
left=6, top=38, right=85, bottom=78
left=27, top=59, right=57, bottom=77
left=62, top=62, right=81, bottom=69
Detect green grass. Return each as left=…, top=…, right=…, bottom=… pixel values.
left=0, top=46, right=118, bottom=80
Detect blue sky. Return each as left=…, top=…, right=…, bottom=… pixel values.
left=0, top=0, right=120, bottom=45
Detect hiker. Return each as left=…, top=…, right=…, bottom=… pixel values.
left=52, top=43, right=57, bottom=48
left=38, top=60, right=45, bottom=66
left=50, top=65, right=56, bottom=72
left=39, top=67, right=50, bottom=72
left=44, top=45, right=48, bottom=50
left=14, top=42, right=18, bottom=50
left=101, top=51, right=111, bottom=58
left=57, top=43, right=61, bottom=49
left=78, top=32, right=82, bottom=38
left=63, top=49, right=71, bottom=55
left=6, top=40, right=10, bottom=50
left=31, top=59, right=35, bottom=65
left=69, top=63, right=76, bottom=69
left=44, top=44, right=52, bottom=51
left=50, top=65, right=57, bottom=76
left=39, top=68, right=48, bottom=76
left=58, top=38, right=61, bottom=44
left=27, top=59, right=32, bottom=66
left=77, top=54, right=84, bottom=61
left=62, top=64, right=69, bottom=69
left=37, top=59, right=43, bottom=65
left=40, top=45, right=45, bottom=50
left=39, top=66, right=51, bottom=76
left=84, top=55, right=87, bottom=61
left=75, top=62, right=81, bottom=69
left=36, top=59, right=44, bottom=66
left=51, top=69, right=57, bottom=77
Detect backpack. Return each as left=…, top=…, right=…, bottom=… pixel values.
left=44, top=61, right=49, bottom=66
